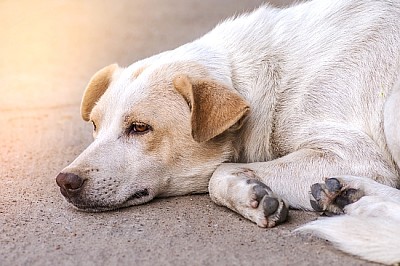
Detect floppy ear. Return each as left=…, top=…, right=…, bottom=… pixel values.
left=173, top=75, right=249, bottom=142
left=80, top=64, right=118, bottom=121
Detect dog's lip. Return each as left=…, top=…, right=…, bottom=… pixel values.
left=59, top=187, right=72, bottom=199
left=66, top=188, right=152, bottom=212
left=126, top=188, right=150, bottom=201
left=73, top=204, right=119, bottom=212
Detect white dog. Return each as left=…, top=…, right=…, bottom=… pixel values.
left=56, top=0, right=400, bottom=264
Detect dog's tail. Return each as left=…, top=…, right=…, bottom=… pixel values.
left=296, top=197, right=400, bottom=265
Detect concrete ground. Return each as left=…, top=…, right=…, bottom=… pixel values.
left=0, top=1, right=379, bottom=265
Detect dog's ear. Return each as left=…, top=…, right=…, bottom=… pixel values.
left=80, top=64, right=118, bottom=121
left=173, top=75, right=249, bottom=142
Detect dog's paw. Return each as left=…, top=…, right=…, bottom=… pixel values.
left=243, top=179, right=289, bottom=228
left=310, top=177, right=365, bottom=215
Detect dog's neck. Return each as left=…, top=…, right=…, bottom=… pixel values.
left=168, top=45, right=281, bottom=163
left=168, top=43, right=282, bottom=164
left=194, top=9, right=285, bottom=163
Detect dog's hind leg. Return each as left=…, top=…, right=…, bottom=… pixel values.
left=310, top=175, right=400, bottom=215
left=304, top=76, right=400, bottom=216
left=298, top=178, right=400, bottom=265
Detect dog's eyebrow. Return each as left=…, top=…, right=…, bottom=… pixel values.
left=123, top=115, right=132, bottom=123
left=122, top=115, right=136, bottom=127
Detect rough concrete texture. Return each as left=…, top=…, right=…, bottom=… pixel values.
left=0, top=1, right=379, bottom=265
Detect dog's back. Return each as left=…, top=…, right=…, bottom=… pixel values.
left=198, top=0, right=400, bottom=169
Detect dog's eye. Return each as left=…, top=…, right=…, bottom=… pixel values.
left=128, top=122, right=151, bottom=135
left=91, top=120, right=97, bottom=131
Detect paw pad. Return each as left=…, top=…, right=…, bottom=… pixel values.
left=246, top=179, right=289, bottom=227
left=247, top=179, right=272, bottom=208
left=310, top=178, right=364, bottom=215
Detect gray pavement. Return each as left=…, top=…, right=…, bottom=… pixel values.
left=0, top=1, right=378, bottom=265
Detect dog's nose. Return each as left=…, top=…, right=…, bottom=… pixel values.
left=56, top=172, right=84, bottom=191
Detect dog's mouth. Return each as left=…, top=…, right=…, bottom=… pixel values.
left=126, top=188, right=149, bottom=201
left=64, top=188, right=153, bottom=212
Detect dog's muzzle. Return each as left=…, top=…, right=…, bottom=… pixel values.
left=56, top=172, right=152, bottom=211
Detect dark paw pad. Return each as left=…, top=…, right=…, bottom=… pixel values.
left=310, top=178, right=364, bottom=215
left=264, top=198, right=289, bottom=226
left=263, top=196, right=279, bottom=216
left=245, top=179, right=289, bottom=227
left=259, top=195, right=289, bottom=227
left=247, top=179, right=273, bottom=208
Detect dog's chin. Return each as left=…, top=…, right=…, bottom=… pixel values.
left=67, top=188, right=154, bottom=212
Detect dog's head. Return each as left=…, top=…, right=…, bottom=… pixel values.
left=56, top=61, right=249, bottom=211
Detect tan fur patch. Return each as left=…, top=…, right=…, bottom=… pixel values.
left=80, top=64, right=118, bottom=121
left=174, top=75, right=250, bottom=142
left=173, top=75, right=194, bottom=108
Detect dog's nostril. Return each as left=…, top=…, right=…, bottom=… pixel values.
left=56, top=172, right=84, bottom=191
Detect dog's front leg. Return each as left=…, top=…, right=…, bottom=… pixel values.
left=209, top=150, right=323, bottom=228
left=209, top=148, right=396, bottom=227
left=208, top=165, right=289, bottom=228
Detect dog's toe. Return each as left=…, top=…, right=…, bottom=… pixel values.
left=310, top=177, right=365, bottom=215
left=325, top=177, right=342, bottom=192
left=245, top=179, right=289, bottom=228
left=248, top=179, right=272, bottom=208
left=263, top=196, right=279, bottom=216
left=262, top=195, right=288, bottom=225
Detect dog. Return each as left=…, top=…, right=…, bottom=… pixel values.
left=56, top=0, right=400, bottom=264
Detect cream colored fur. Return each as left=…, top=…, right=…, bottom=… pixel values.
left=58, top=0, right=400, bottom=264
left=297, top=176, right=400, bottom=265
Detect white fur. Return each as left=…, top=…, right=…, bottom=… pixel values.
left=297, top=176, right=400, bottom=264
left=385, top=77, right=400, bottom=166
left=298, top=195, right=400, bottom=265
left=58, top=0, right=400, bottom=264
